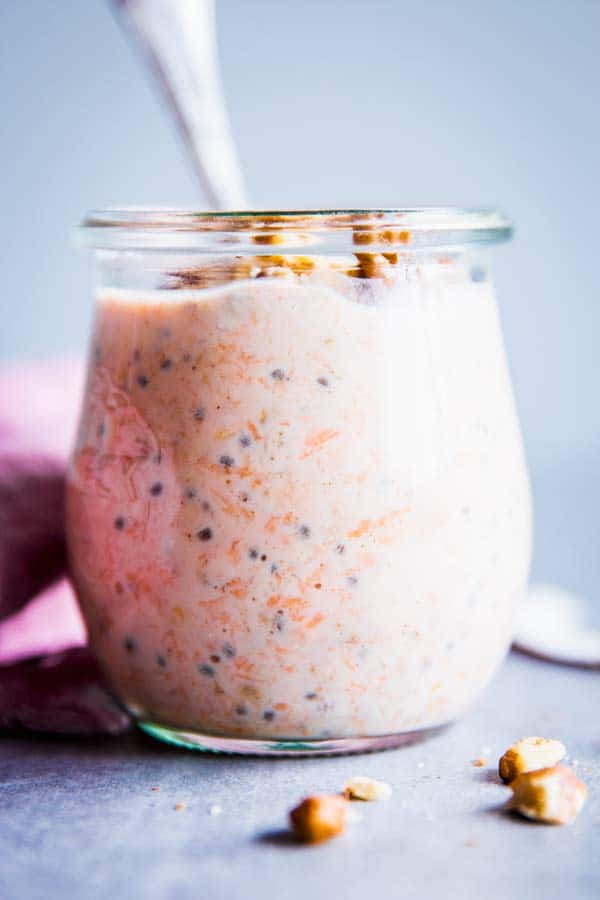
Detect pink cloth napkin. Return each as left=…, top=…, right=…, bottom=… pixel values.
left=0, top=358, right=130, bottom=735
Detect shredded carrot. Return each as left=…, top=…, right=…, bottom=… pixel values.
left=224, top=578, right=247, bottom=599
left=348, top=519, right=371, bottom=539
left=247, top=420, right=262, bottom=441
left=226, top=540, right=241, bottom=563
left=347, top=508, right=410, bottom=539
left=265, top=516, right=281, bottom=534
left=300, top=428, right=341, bottom=459
left=233, top=657, right=254, bottom=675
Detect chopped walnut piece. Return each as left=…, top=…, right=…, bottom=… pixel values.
left=499, top=736, right=566, bottom=783
left=170, top=249, right=398, bottom=289
left=353, top=252, right=394, bottom=279
left=382, top=252, right=399, bottom=265
left=289, top=255, right=316, bottom=274
left=289, top=795, right=347, bottom=843
left=508, top=765, right=587, bottom=825
left=353, top=227, right=410, bottom=246
left=353, top=228, right=377, bottom=245
left=252, top=233, right=286, bottom=245
left=344, top=775, right=392, bottom=801
left=380, top=228, right=410, bottom=245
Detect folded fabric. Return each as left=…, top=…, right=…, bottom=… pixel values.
left=0, top=358, right=130, bottom=735
left=0, top=647, right=130, bottom=736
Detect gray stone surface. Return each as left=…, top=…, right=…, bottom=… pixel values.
left=1, top=653, right=598, bottom=900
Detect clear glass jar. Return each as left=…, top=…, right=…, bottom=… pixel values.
left=67, top=208, right=531, bottom=755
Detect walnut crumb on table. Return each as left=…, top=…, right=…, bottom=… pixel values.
left=507, top=765, right=587, bottom=825
left=499, top=736, right=566, bottom=783
left=344, top=776, right=392, bottom=801
left=289, top=796, right=348, bottom=843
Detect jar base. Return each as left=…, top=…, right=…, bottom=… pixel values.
left=137, top=719, right=451, bottom=756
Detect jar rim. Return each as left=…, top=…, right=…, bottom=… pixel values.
left=78, top=207, right=512, bottom=251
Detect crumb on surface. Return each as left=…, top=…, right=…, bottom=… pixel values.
left=499, top=736, right=566, bottom=784
left=289, top=795, right=347, bottom=843
left=507, top=765, right=587, bottom=825
left=344, top=776, right=392, bottom=801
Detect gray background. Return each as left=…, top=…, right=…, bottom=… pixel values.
left=1, top=0, right=599, bottom=597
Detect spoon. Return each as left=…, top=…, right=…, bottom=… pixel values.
left=110, top=0, right=248, bottom=210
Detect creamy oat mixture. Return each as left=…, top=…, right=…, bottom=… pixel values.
left=67, top=251, right=531, bottom=739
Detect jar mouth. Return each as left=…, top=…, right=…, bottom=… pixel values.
left=78, top=207, right=512, bottom=252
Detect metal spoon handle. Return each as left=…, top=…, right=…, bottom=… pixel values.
left=111, top=0, right=248, bottom=209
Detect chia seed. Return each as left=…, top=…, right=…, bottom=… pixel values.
left=198, top=663, right=215, bottom=677
left=150, top=482, right=163, bottom=496
left=249, top=547, right=259, bottom=560
left=123, top=637, right=137, bottom=653
left=156, top=654, right=167, bottom=668
left=137, top=374, right=149, bottom=388
left=202, top=501, right=211, bottom=512
left=222, top=642, right=236, bottom=658
left=299, top=524, right=311, bottom=539
left=305, top=692, right=318, bottom=700
left=114, top=516, right=125, bottom=531
left=275, top=611, right=286, bottom=632
left=197, top=527, right=213, bottom=541
left=194, top=407, right=205, bottom=421
left=263, top=710, right=275, bottom=721
left=219, top=454, right=235, bottom=469
left=185, top=487, right=197, bottom=499
left=271, top=368, right=286, bottom=381
left=238, top=433, right=252, bottom=447
left=270, top=563, right=278, bottom=574
left=235, top=704, right=248, bottom=716
left=335, top=543, right=345, bottom=554
left=348, top=575, right=359, bottom=586
left=160, top=358, right=172, bottom=370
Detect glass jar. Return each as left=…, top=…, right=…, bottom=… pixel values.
left=67, top=208, right=531, bottom=755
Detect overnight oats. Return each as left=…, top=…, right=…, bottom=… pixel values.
left=67, top=209, right=532, bottom=754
